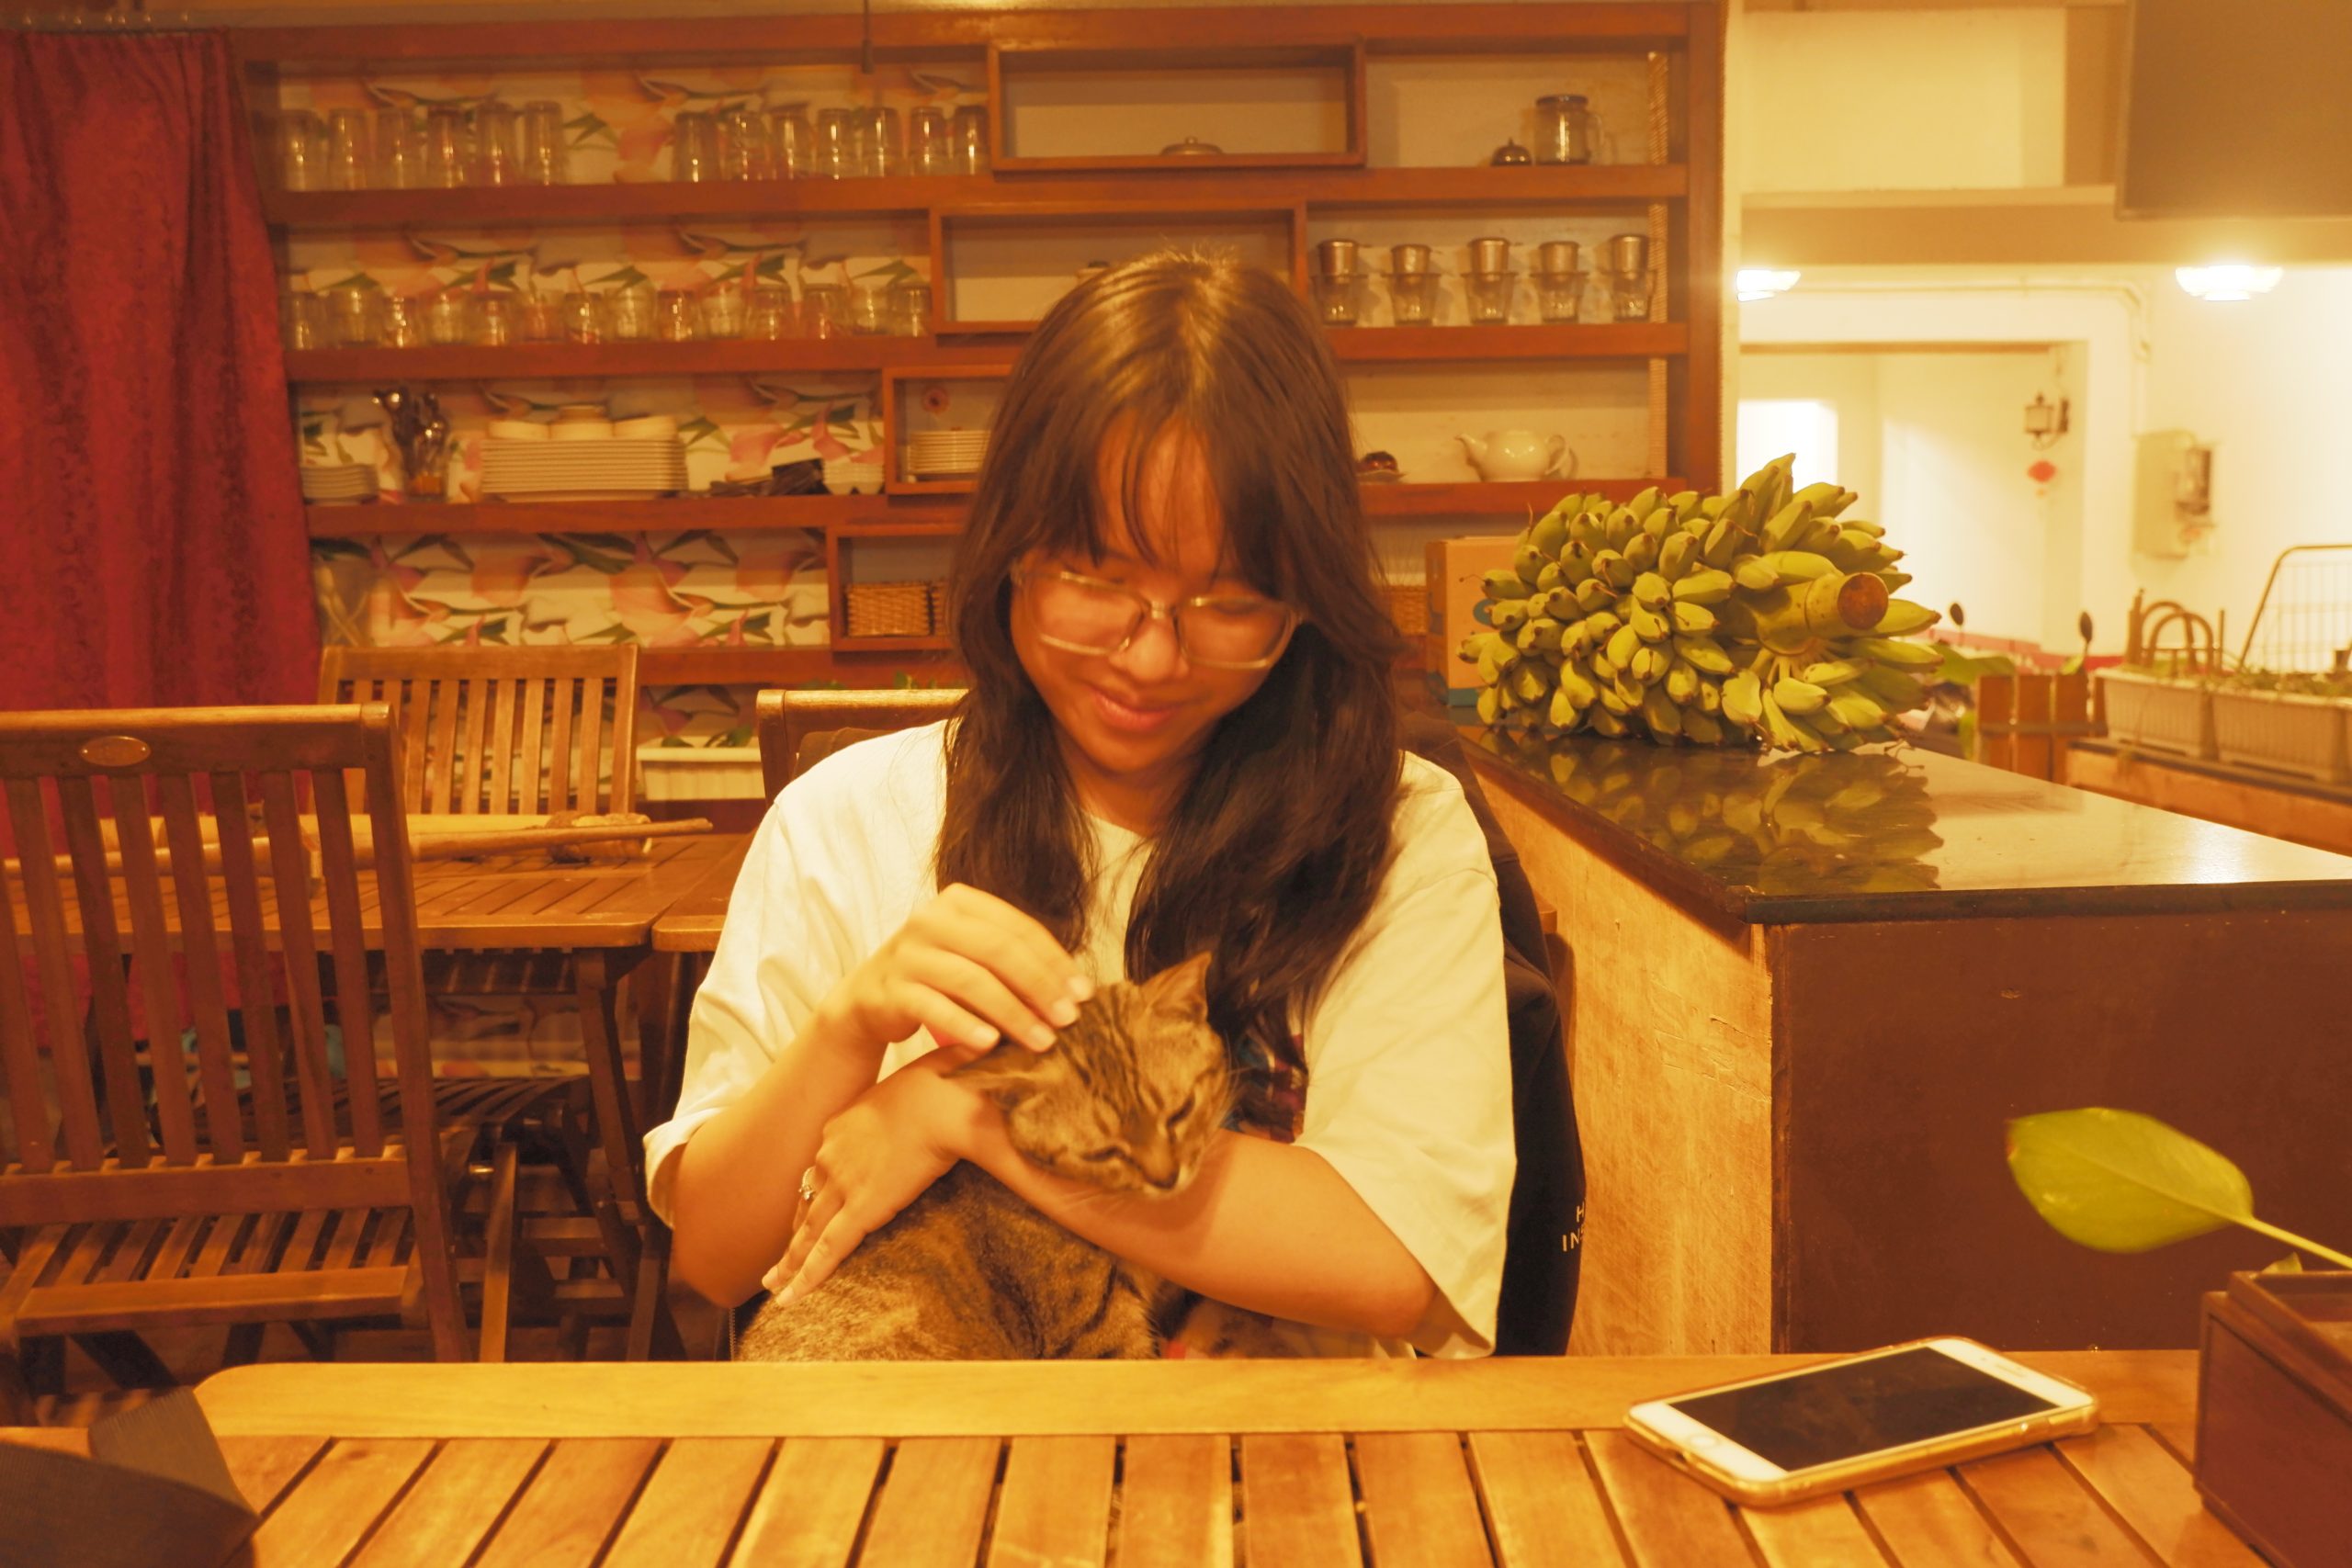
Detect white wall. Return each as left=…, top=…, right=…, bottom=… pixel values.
left=1736, top=9, right=2067, bottom=194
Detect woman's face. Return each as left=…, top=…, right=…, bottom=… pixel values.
left=1010, top=426, right=1287, bottom=830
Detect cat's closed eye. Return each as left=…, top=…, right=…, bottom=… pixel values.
left=1165, top=1094, right=1195, bottom=1128
left=1081, top=1147, right=1123, bottom=1163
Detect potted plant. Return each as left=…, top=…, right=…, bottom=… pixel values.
left=2007, top=1109, right=2351, bottom=1567
left=2098, top=664, right=2218, bottom=759
left=2208, top=670, right=2352, bottom=784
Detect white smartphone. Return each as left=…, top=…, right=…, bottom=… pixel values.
left=1624, top=1337, right=2100, bottom=1506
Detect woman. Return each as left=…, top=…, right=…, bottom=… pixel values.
left=648, top=250, right=1512, bottom=1356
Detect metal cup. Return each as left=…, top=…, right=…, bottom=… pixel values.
left=1467, top=236, right=1512, bottom=274
left=1537, top=240, right=1581, bottom=276
left=1316, top=238, right=1361, bottom=277
left=1391, top=243, right=1431, bottom=276
left=1606, top=233, right=1649, bottom=277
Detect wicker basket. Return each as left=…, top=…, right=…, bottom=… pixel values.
left=845, top=581, right=933, bottom=639
left=929, top=580, right=954, bottom=638
left=1385, top=581, right=1429, bottom=639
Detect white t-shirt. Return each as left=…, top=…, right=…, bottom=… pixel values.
left=643, top=721, right=1515, bottom=1357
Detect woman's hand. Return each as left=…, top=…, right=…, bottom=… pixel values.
left=763, top=1053, right=991, bottom=1302
left=819, top=883, right=1092, bottom=1061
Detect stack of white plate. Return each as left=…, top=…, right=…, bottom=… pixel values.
left=822, top=457, right=887, bottom=495
left=300, top=463, right=376, bottom=504
left=481, top=436, right=687, bottom=502
left=906, top=429, right=990, bottom=479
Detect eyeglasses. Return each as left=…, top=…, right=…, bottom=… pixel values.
left=1014, top=566, right=1297, bottom=671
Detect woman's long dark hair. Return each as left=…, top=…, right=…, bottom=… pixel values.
left=937, top=250, right=1404, bottom=1105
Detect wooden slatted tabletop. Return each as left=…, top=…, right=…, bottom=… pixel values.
left=651, top=837, right=750, bottom=954
left=0, top=1352, right=2252, bottom=1567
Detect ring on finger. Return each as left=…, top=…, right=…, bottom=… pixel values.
left=797, top=1167, right=819, bottom=1204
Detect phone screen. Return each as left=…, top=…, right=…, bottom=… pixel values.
left=1667, top=1346, right=2059, bottom=1472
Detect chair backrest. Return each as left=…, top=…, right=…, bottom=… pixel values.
left=319, top=645, right=640, bottom=816
left=0, top=705, right=464, bottom=1349
left=1400, top=716, right=1584, bottom=1356
left=753, top=687, right=962, bottom=797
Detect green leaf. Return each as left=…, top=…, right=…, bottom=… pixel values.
left=2005, top=1108, right=2251, bottom=1252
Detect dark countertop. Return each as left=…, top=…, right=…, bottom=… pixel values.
left=1459, top=726, right=2352, bottom=923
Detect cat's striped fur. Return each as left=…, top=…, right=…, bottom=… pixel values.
left=738, top=953, right=1229, bottom=1361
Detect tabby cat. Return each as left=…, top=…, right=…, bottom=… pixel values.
left=737, top=952, right=1230, bottom=1361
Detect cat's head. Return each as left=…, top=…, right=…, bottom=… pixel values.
left=949, top=952, right=1229, bottom=1197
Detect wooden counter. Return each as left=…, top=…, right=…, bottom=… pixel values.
left=1462, top=728, right=2352, bottom=1359
left=2064, top=738, right=2352, bottom=856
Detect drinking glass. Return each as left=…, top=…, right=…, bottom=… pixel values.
left=747, top=285, right=796, bottom=339
left=850, top=279, right=890, bottom=335
left=655, top=288, right=698, bottom=342
left=519, top=294, right=562, bottom=341
left=672, top=110, right=719, bottom=182
left=1312, top=272, right=1360, bottom=326
left=888, top=279, right=932, bottom=336
left=770, top=107, right=814, bottom=177
left=951, top=105, right=989, bottom=174
left=327, top=286, right=379, bottom=346
left=379, top=294, right=423, bottom=348
left=472, top=293, right=516, bottom=346
left=800, top=282, right=850, bottom=339
left=519, top=100, right=567, bottom=184
left=1609, top=273, right=1655, bottom=322
left=474, top=100, right=519, bottom=186
left=325, top=110, right=370, bottom=191
left=1388, top=271, right=1438, bottom=325
left=607, top=281, right=654, bottom=341
left=1534, top=271, right=1587, bottom=323
left=862, top=106, right=902, bottom=176
left=422, top=107, right=468, bottom=188
left=277, top=109, right=324, bottom=191
left=425, top=292, right=470, bottom=344
left=720, top=107, right=774, bottom=180
left=560, top=289, right=605, bottom=344
left=1464, top=270, right=1517, bottom=324
left=281, top=288, right=325, bottom=350
left=908, top=106, right=951, bottom=175
left=374, top=107, right=419, bottom=188
left=813, top=109, right=854, bottom=178
left=700, top=288, right=746, bottom=340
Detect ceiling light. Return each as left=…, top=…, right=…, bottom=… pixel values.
left=2174, top=265, right=2282, bottom=302
left=1736, top=268, right=1800, bottom=302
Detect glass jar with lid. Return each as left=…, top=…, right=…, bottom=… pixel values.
left=1535, top=94, right=1598, bottom=165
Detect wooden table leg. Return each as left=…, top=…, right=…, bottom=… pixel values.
left=574, top=948, right=682, bottom=1360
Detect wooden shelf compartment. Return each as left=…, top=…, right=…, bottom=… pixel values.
left=260, top=165, right=1686, bottom=233
left=987, top=40, right=1365, bottom=173
left=1327, top=323, right=1686, bottom=362
left=931, top=202, right=1303, bottom=330
left=1358, top=478, right=1687, bottom=515
left=881, top=363, right=1012, bottom=495
left=302, top=496, right=956, bottom=538
left=281, top=338, right=1012, bottom=385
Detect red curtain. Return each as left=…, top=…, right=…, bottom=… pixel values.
left=0, top=30, right=316, bottom=712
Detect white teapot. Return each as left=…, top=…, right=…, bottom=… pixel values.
left=1456, top=429, right=1571, bottom=481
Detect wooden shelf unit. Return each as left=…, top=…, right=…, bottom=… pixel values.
left=985, top=40, right=1368, bottom=173
left=243, top=2, right=1724, bottom=688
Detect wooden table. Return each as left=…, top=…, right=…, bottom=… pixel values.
left=646, top=836, right=752, bottom=1135
left=4, top=1351, right=2255, bottom=1566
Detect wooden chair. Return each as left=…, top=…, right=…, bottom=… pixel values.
left=317, top=645, right=640, bottom=816
left=0, top=705, right=476, bottom=1419
left=753, top=687, right=962, bottom=796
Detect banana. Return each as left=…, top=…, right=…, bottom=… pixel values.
left=1513, top=662, right=1551, bottom=703
left=1697, top=678, right=1722, bottom=714
left=1606, top=621, right=1644, bottom=671
left=1801, top=659, right=1869, bottom=687
left=1789, top=479, right=1847, bottom=514
left=1671, top=600, right=1718, bottom=634
left=1758, top=549, right=1838, bottom=583
left=1855, top=637, right=1945, bottom=670
left=1673, top=634, right=1736, bottom=675
left=1556, top=661, right=1600, bottom=708
left=1587, top=705, right=1628, bottom=737
left=1560, top=551, right=1596, bottom=586
left=1476, top=685, right=1502, bottom=726
left=1623, top=485, right=1661, bottom=523
left=1722, top=671, right=1765, bottom=728
left=1657, top=531, right=1697, bottom=581
left=1759, top=690, right=1804, bottom=750
left=1623, top=532, right=1659, bottom=573
left=1642, top=684, right=1683, bottom=737
left=1568, top=511, right=1609, bottom=551
left=1480, top=569, right=1525, bottom=601
left=1799, top=518, right=1842, bottom=556
left=1585, top=609, right=1622, bottom=641
left=1807, top=701, right=1849, bottom=736
left=1702, top=518, right=1741, bottom=568
left=1670, top=569, right=1734, bottom=604
left=1596, top=682, right=1633, bottom=716
left=1875, top=570, right=1914, bottom=591
left=1548, top=684, right=1582, bottom=729
left=1871, top=600, right=1941, bottom=637
left=1540, top=586, right=1582, bottom=621
left=1826, top=690, right=1891, bottom=731
left=1592, top=550, right=1635, bottom=590
left=1630, top=604, right=1673, bottom=644
left=1733, top=556, right=1780, bottom=593
left=1529, top=511, right=1570, bottom=558
left=1589, top=649, right=1618, bottom=682
left=1489, top=597, right=1530, bottom=633
left=1772, top=677, right=1829, bottom=716
left=1681, top=708, right=1725, bottom=747
left=1642, top=504, right=1678, bottom=544
left=1760, top=500, right=1815, bottom=552
left=1575, top=578, right=1616, bottom=615
left=1857, top=665, right=1929, bottom=711
left=1633, top=570, right=1673, bottom=609
left=1523, top=616, right=1564, bottom=653
left=1512, top=545, right=1549, bottom=585
left=1631, top=645, right=1669, bottom=685
left=1606, top=507, right=1641, bottom=550
left=1665, top=660, right=1700, bottom=705
left=1669, top=490, right=1702, bottom=521
left=1534, top=560, right=1565, bottom=592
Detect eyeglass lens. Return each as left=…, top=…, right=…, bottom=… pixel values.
left=1030, top=572, right=1289, bottom=666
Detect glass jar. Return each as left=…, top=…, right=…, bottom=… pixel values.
left=770, top=107, right=815, bottom=177
left=281, top=288, right=325, bottom=351
left=747, top=284, right=797, bottom=339
left=1387, top=270, right=1438, bottom=326
left=472, top=293, right=516, bottom=346
left=800, top=282, right=850, bottom=339
left=277, top=110, right=324, bottom=192
left=422, top=107, right=468, bottom=188
left=560, top=288, right=605, bottom=344
left=519, top=294, right=562, bottom=341
left=326, top=286, right=379, bottom=347
left=863, top=106, right=902, bottom=176
left=1464, top=271, right=1517, bottom=325
left=474, top=100, right=519, bottom=186
left=374, top=107, right=419, bottom=189
left=519, top=100, right=567, bottom=185
left=379, top=293, right=423, bottom=348
left=888, top=279, right=932, bottom=337
left=951, top=105, right=989, bottom=174
left=908, top=105, right=952, bottom=175
left=700, top=287, right=746, bottom=340
left=672, top=110, right=719, bottom=182
left=849, top=278, right=890, bottom=335
left=425, top=291, right=471, bottom=345
left=720, top=107, right=773, bottom=180
left=655, top=287, right=698, bottom=342
left=324, top=110, right=370, bottom=192
left=813, top=108, right=854, bottom=179
left=1534, top=94, right=1597, bottom=165
left=1534, top=271, right=1587, bottom=323
left=606, top=281, right=654, bottom=341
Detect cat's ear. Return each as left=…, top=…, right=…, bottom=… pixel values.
left=1143, top=951, right=1215, bottom=1024
left=945, top=1041, right=1049, bottom=1109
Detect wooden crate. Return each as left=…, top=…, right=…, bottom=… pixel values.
left=2197, top=1270, right=2352, bottom=1568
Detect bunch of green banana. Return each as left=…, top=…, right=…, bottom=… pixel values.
left=1479, top=730, right=1944, bottom=894
left=1457, top=452, right=1943, bottom=752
